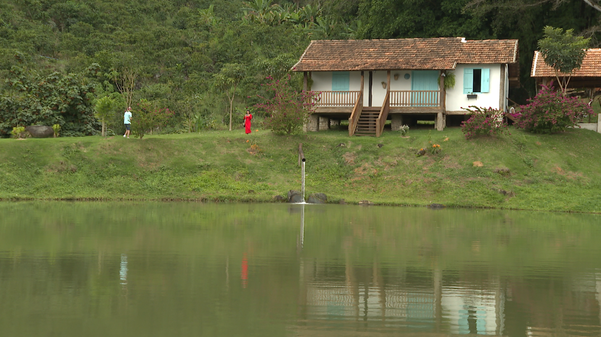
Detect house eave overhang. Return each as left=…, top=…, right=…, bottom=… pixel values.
left=292, top=38, right=519, bottom=73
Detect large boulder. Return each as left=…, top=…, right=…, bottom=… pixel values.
left=287, top=190, right=303, bottom=203
left=26, top=125, right=54, bottom=138
left=307, top=193, right=327, bottom=204
left=273, top=195, right=286, bottom=202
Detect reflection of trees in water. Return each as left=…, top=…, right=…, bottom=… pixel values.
left=2, top=204, right=601, bottom=335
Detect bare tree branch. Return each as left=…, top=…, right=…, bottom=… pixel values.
left=583, top=0, right=601, bottom=12
left=466, top=0, right=601, bottom=12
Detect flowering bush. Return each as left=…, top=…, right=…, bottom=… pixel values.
left=399, top=124, right=409, bottom=136
left=514, top=83, right=591, bottom=134
left=255, top=74, right=318, bottom=135
left=461, top=106, right=509, bottom=140
left=429, top=143, right=441, bottom=155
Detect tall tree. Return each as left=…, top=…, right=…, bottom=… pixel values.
left=356, top=0, right=490, bottom=39
left=111, top=68, right=137, bottom=109
left=213, top=63, right=246, bottom=131
left=538, top=26, right=590, bottom=95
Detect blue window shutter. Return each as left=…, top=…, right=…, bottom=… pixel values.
left=463, top=68, right=473, bottom=94
left=332, top=72, right=350, bottom=91
left=481, top=68, right=490, bottom=93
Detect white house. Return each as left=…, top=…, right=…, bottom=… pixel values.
left=292, top=37, right=519, bottom=135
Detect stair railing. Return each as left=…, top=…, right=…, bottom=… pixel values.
left=376, top=91, right=390, bottom=137
left=348, top=91, right=363, bottom=137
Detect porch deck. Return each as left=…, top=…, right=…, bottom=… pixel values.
left=313, top=90, right=442, bottom=114
left=308, top=90, right=447, bottom=135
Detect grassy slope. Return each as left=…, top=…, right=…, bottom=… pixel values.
left=1, top=127, right=601, bottom=212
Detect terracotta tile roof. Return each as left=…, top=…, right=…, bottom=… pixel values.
left=292, top=38, right=519, bottom=72
left=531, top=49, right=601, bottom=77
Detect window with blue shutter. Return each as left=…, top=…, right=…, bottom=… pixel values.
left=481, top=69, right=490, bottom=93
left=463, top=68, right=490, bottom=94
left=332, top=72, right=350, bottom=91
left=463, top=69, right=473, bottom=94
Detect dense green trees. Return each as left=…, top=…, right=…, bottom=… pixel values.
left=0, top=62, right=99, bottom=137
left=0, top=0, right=600, bottom=136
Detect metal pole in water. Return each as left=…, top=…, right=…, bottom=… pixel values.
left=299, top=143, right=306, bottom=202
left=301, top=161, right=305, bottom=202
left=300, top=203, right=305, bottom=248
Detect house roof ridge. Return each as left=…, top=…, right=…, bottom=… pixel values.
left=531, top=48, right=601, bottom=77
left=311, top=37, right=466, bottom=42
left=294, top=37, right=519, bottom=72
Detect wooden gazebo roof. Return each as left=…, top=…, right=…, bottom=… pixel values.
left=531, top=49, right=601, bottom=87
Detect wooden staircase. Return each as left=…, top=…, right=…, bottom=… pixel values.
left=354, top=107, right=380, bottom=136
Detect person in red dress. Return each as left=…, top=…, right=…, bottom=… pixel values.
left=244, top=110, right=253, bottom=134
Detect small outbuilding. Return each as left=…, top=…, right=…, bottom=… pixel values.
left=531, top=48, right=601, bottom=89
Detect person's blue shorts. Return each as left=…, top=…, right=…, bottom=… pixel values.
left=125, top=124, right=131, bottom=130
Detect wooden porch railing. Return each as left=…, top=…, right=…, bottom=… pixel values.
left=314, top=91, right=360, bottom=107
left=348, top=91, right=363, bottom=136
left=376, top=91, right=390, bottom=137
left=389, top=90, right=441, bottom=107
left=313, top=90, right=440, bottom=108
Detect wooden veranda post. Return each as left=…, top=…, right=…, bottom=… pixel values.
left=440, top=71, right=446, bottom=112
left=436, top=71, right=446, bottom=131
left=303, top=72, right=308, bottom=92
left=387, top=70, right=391, bottom=93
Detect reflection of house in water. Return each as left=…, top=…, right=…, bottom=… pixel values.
left=523, top=272, right=601, bottom=336
left=441, top=288, right=504, bottom=335
left=305, top=284, right=436, bottom=328
left=298, top=262, right=505, bottom=335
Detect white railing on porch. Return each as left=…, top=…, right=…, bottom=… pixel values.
left=313, top=90, right=441, bottom=108
left=389, top=90, right=440, bottom=107
left=313, top=91, right=360, bottom=107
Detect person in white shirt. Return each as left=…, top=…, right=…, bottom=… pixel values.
left=123, top=107, right=132, bottom=138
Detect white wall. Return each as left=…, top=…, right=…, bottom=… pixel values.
left=371, top=71, right=413, bottom=106
left=446, top=64, right=504, bottom=112
left=311, top=72, right=364, bottom=91
left=310, top=72, right=332, bottom=92
left=312, top=71, right=413, bottom=107
left=312, top=66, right=507, bottom=112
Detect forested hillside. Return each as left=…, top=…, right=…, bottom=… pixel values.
left=1, top=0, right=600, bottom=135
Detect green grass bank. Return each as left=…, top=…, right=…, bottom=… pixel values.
left=1, top=127, right=601, bottom=213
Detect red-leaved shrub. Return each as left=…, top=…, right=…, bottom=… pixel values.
left=461, top=106, right=509, bottom=140
left=514, top=83, right=591, bottom=134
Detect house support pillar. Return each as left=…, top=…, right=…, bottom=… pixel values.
left=435, top=112, right=445, bottom=131
left=305, top=114, right=319, bottom=132
left=319, top=117, right=329, bottom=131
left=391, top=114, right=404, bottom=131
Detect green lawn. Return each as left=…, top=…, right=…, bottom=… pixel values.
left=1, top=127, right=601, bottom=212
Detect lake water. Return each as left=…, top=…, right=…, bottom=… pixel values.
left=1, top=202, right=600, bottom=336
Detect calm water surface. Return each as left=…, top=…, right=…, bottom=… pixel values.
left=1, top=202, right=600, bottom=337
